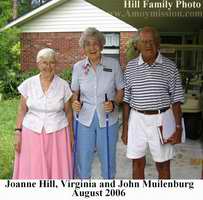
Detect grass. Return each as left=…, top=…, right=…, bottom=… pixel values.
left=0, top=98, right=19, bottom=179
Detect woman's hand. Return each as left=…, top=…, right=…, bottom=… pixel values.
left=72, top=100, right=82, bottom=113
left=14, top=133, right=21, bottom=153
left=14, top=95, right=27, bottom=154
left=104, top=101, right=114, bottom=113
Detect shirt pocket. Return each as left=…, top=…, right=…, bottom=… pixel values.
left=102, top=71, right=115, bottom=90
left=98, top=71, right=115, bottom=99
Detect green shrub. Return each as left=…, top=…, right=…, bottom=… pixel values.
left=0, top=68, right=39, bottom=100
left=126, top=38, right=139, bottom=63
left=0, top=28, right=21, bottom=99
left=58, top=66, right=72, bottom=83
left=0, top=66, right=73, bottom=100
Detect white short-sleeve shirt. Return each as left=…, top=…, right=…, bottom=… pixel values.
left=18, top=74, right=72, bottom=134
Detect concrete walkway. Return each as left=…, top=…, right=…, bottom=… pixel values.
left=91, top=128, right=203, bottom=179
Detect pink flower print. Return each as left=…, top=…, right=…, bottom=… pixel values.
left=83, top=63, right=90, bottom=75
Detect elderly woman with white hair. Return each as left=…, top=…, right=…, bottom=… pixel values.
left=71, top=27, right=124, bottom=179
left=13, top=48, right=73, bottom=179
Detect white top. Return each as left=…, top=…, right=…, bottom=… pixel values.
left=18, top=74, right=72, bottom=134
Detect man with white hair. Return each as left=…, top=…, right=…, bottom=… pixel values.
left=122, top=27, right=184, bottom=179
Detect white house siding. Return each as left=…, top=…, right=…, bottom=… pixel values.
left=21, top=0, right=136, bottom=32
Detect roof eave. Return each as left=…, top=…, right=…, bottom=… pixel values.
left=1, top=0, right=67, bottom=31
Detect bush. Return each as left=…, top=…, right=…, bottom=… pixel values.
left=126, top=38, right=139, bottom=63
left=0, top=67, right=73, bottom=100
left=0, top=28, right=21, bottom=99
left=0, top=26, right=72, bottom=100
left=58, top=66, right=72, bottom=83
left=0, top=67, right=39, bottom=100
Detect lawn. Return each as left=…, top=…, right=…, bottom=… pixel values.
left=0, top=98, right=19, bottom=179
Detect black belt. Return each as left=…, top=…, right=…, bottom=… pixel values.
left=136, top=107, right=170, bottom=115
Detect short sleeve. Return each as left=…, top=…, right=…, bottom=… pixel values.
left=64, top=82, right=73, bottom=103
left=169, top=66, right=184, bottom=104
left=115, top=62, right=124, bottom=90
left=123, top=69, right=131, bottom=104
left=17, top=79, right=29, bottom=98
left=71, top=64, right=80, bottom=92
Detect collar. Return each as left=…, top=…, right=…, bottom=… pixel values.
left=84, top=55, right=103, bottom=67
left=138, top=51, right=163, bottom=65
left=37, top=74, right=57, bottom=97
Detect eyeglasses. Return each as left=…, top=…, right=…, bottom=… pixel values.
left=140, top=40, right=156, bottom=45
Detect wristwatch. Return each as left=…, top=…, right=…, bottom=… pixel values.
left=15, top=128, right=22, bottom=132
left=176, top=125, right=182, bottom=129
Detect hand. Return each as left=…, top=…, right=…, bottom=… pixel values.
left=122, top=65, right=127, bottom=71
left=121, top=125, right=128, bottom=145
left=166, top=127, right=182, bottom=144
left=72, top=100, right=81, bottom=113
left=14, top=133, right=21, bottom=153
left=104, top=101, right=114, bottom=113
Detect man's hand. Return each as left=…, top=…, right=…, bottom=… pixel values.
left=121, top=125, right=128, bottom=145
left=170, top=102, right=182, bottom=145
left=122, top=102, right=130, bottom=145
left=166, top=127, right=182, bottom=144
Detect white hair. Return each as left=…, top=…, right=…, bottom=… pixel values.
left=36, top=48, right=56, bottom=62
left=79, top=27, right=106, bottom=49
left=137, top=26, right=160, bottom=43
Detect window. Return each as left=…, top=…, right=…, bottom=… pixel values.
left=104, top=33, right=119, bottom=48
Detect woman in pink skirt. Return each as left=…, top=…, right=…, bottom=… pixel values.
left=13, top=48, right=73, bottom=179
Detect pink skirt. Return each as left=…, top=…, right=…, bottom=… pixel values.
left=13, top=127, right=73, bottom=179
